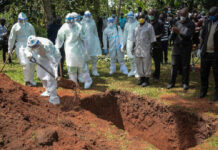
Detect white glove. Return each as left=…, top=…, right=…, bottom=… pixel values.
left=121, top=47, right=125, bottom=53
left=197, top=49, right=201, bottom=58
left=120, top=44, right=125, bottom=53
left=8, top=49, right=12, bottom=53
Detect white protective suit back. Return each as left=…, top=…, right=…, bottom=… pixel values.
left=123, top=19, right=139, bottom=58
left=8, top=22, right=35, bottom=65
left=56, top=22, right=86, bottom=68
left=81, top=17, right=102, bottom=57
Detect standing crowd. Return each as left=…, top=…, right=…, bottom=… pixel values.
left=0, top=6, right=217, bottom=105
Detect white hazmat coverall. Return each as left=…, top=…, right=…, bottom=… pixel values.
left=103, top=24, right=128, bottom=75
left=56, top=22, right=92, bottom=89
left=81, top=14, right=102, bottom=76
left=8, top=20, right=36, bottom=84
left=123, top=16, right=139, bottom=77
left=26, top=37, right=61, bottom=105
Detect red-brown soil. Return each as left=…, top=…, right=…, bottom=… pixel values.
left=0, top=73, right=217, bottom=150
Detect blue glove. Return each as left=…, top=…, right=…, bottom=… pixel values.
left=119, top=44, right=122, bottom=49
left=104, top=49, right=108, bottom=55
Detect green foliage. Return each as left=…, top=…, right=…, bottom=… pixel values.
left=0, top=0, right=216, bottom=33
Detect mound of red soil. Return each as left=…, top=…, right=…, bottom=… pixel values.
left=0, top=73, right=217, bottom=150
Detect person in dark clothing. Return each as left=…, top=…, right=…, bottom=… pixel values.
left=148, top=9, right=165, bottom=81
left=97, top=13, right=107, bottom=47
left=136, top=7, right=142, bottom=20
left=47, top=17, right=65, bottom=76
left=160, top=13, right=170, bottom=64
left=167, top=8, right=195, bottom=90
left=198, top=7, right=218, bottom=101
left=0, top=18, right=12, bottom=63
left=192, top=12, right=201, bottom=48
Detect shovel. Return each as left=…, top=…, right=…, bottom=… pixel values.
left=30, top=57, right=79, bottom=90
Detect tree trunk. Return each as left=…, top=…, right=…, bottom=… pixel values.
left=41, top=0, right=54, bottom=27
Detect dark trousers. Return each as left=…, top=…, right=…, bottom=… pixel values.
left=170, top=53, right=191, bottom=85
left=58, top=47, right=65, bottom=76
left=161, top=40, right=168, bottom=63
left=200, top=53, right=218, bottom=93
left=152, top=47, right=162, bottom=79
left=1, top=43, right=12, bottom=63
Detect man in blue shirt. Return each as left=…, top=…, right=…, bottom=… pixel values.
left=119, top=13, right=127, bottom=30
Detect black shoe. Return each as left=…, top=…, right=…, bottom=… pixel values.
left=137, top=77, right=144, bottom=85
left=183, top=84, right=189, bottom=90
left=141, top=78, right=149, bottom=87
left=25, top=82, right=32, bottom=87
left=198, top=91, right=207, bottom=99
left=167, top=84, right=174, bottom=89
left=213, top=92, right=218, bottom=101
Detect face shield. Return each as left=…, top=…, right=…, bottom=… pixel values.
left=107, top=17, right=114, bottom=28
left=18, top=12, right=27, bottom=25
left=84, top=11, right=92, bottom=22
left=18, top=19, right=27, bottom=25
left=127, top=12, right=134, bottom=23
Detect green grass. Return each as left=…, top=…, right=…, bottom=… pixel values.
left=0, top=48, right=215, bottom=101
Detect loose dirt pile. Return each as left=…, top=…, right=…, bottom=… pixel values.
left=0, top=73, right=217, bottom=150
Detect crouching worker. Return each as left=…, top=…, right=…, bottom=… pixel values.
left=132, top=12, right=156, bottom=87
left=26, top=35, right=61, bottom=105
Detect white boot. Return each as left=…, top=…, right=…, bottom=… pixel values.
left=83, top=71, right=93, bottom=89
left=110, top=62, right=116, bottom=75
left=128, top=59, right=136, bottom=77
left=49, top=96, right=60, bottom=105
left=92, top=56, right=100, bottom=76
left=120, top=64, right=128, bottom=75
left=84, top=80, right=92, bottom=89
left=40, top=90, right=50, bottom=97
left=69, top=73, right=78, bottom=83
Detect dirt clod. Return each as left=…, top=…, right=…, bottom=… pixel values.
left=34, top=128, right=58, bottom=146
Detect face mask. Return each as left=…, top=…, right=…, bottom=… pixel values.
left=168, top=11, right=171, bottom=14
left=148, top=15, right=154, bottom=21
left=67, top=22, right=75, bottom=28
left=85, top=17, right=90, bottom=22
left=209, top=16, right=216, bottom=21
left=180, top=16, right=186, bottom=21
left=138, top=18, right=145, bottom=24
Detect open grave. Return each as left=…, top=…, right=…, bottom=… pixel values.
left=0, top=73, right=217, bottom=150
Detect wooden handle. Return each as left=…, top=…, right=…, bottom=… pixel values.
left=58, top=63, right=63, bottom=78
left=0, top=50, right=13, bottom=72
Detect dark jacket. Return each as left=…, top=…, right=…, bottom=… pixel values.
left=150, top=20, right=165, bottom=49
left=171, top=18, right=195, bottom=55
left=47, top=22, right=62, bottom=44
left=200, top=20, right=218, bottom=57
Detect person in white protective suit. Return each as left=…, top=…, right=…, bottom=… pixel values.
left=8, top=12, right=36, bottom=86
left=122, top=11, right=139, bottom=77
left=71, top=12, right=86, bottom=83
left=103, top=17, right=128, bottom=75
left=56, top=13, right=92, bottom=89
left=26, top=36, right=61, bottom=105
left=81, top=11, right=102, bottom=76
